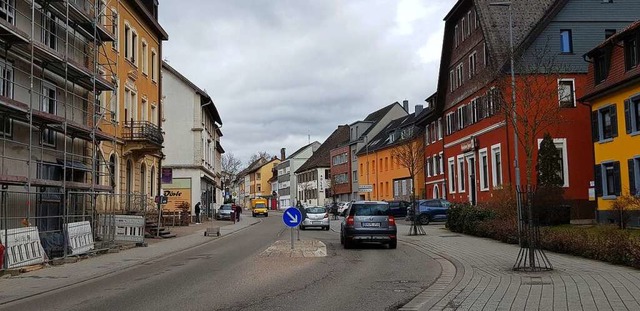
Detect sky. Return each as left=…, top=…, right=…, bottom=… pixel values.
left=158, top=0, right=456, bottom=166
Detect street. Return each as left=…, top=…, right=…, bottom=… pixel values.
left=1, top=215, right=440, bottom=311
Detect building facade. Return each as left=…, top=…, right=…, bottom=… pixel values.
left=161, top=61, right=223, bottom=220
left=581, top=20, right=640, bottom=224
left=276, top=142, right=320, bottom=208
left=329, top=144, right=351, bottom=202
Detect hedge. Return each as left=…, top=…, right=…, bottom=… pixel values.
left=446, top=204, right=640, bottom=269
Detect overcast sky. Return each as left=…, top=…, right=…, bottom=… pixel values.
left=159, top=0, right=455, bottom=166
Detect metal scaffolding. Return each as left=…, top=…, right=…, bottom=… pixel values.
left=0, top=0, right=126, bottom=268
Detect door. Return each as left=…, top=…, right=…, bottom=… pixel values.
left=467, top=155, right=476, bottom=205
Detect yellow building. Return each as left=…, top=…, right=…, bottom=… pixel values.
left=97, top=0, right=168, bottom=211
left=581, top=21, right=640, bottom=224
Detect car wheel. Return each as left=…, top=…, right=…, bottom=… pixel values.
left=265, top=214, right=268, bottom=217
left=419, top=214, right=430, bottom=225
left=340, top=232, right=344, bottom=244
left=389, top=239, right=397, bottom=249
left=344, top=238, right=352, bottom=249
left=300, top=225, right=305, bottom=230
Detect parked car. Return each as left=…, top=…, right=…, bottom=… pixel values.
left=387, top=200, right=410, bottom=218
left=337, top=202, right=351, bottom=216
left=216, top=204, right=235, bottom=220
left=407, top=199, right=451, bottom=225
left=300, top=206, right=330, bottom=230
left=340, top=201, right=397, bottom=249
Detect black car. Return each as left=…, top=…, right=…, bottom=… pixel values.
left=387, top=200, right=410, bottom=217
left=340, top=201, right=397, bottom=249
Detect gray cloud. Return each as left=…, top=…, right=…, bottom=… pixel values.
left=159, top=0, right=454, bottom=164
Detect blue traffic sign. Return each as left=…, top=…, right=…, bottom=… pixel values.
left=282, top=207, right=303, bottom=228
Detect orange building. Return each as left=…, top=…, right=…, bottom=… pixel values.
left=356, top=108, right=427, bottom=201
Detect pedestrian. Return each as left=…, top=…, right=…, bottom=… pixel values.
left=331, top=202, right=339, bottom=220
left=195, top=202, right=201, bottom=224
left=235, top=204, right=241, bottom=222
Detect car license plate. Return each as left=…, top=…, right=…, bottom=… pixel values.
left=312, top=221, right=321, bottom=224
left=362, top=222, right=380, bottom=227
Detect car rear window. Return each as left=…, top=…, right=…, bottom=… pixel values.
left=353, top=204, right=389, bottom=216
left=221, top=205, right=233, bottom=210
left=306, top=207, right=325, bottom=213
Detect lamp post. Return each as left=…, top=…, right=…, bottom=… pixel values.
left=490, top=1, right=521, bottom=238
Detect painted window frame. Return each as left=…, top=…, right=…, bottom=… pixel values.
left=448, top=157, right=456, bottom=194
left=558, top=78, right=576, bottom=108
left=479, top=148, right=489, bottom=191
left=468, top=51, right=477, bottom=78
left=151, top=48, right=158, bottom=82
left=625, top=95, right=640, bottom=134
left=491, top=144, right=503, bottom=188
left=141, top=39, right=148, bottom=75
left=439, top=152, right=444, bottom=175
left=41, top=81, right=57, bottom=147
left=595, top=104, right=618, bottom=141
left=457, top=155, right=465, bottom=193
left=111, top=8, right=118, bottom=51
left=560, top=29, right=573, bottom=54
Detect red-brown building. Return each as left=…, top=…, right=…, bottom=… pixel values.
left=424, top=0, right=638, bottom=218
left=329, top=144, right=351, bottom=202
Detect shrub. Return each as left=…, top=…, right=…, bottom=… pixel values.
left=447, top=203, right=495, bottom=235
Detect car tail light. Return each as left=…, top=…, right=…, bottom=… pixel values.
left=346, top=216, right=354, bottom=226
left=324, top=213, right=329, bottom=218
left=388, top=215, right=396, bottom=226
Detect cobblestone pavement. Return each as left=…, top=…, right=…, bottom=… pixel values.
left=397, top=223, right=640, bottom=311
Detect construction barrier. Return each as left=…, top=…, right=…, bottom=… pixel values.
left=97, top=215, right=145, bottom=244
left=0, top=227, right=46, bottom=269
left=64, top=221, right=94, bottom=255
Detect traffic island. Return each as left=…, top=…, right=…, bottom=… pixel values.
left=260, top=240, right=327, bottom=258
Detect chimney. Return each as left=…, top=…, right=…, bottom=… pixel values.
left=415, top=105, right=423, bottom=115
left=402, top=100, right=409, bottom=112
left=280, top=148, right=286, bottom=160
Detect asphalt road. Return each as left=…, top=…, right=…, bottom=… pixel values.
left=3, top=215, right=440, bottom=311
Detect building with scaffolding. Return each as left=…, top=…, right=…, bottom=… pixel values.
left=0, top=0, right=167, bottom=269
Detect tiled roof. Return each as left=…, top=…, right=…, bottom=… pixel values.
left=358, top=109, right=428, bottom=155
left=585, top=20, right=640, bottom=56
left=361, top=102, right=402, bottom=137
left=238, top=157, right=267, bottom=176
left=295, top=125, right=350, bottom=174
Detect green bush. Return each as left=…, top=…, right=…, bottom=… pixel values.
left=447, top=203, right=495, bottom=235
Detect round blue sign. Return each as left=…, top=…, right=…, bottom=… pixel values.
left=282, top=207, right=303, bottom=228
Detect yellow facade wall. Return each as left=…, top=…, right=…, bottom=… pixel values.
left=593, top=83, right=640, bottom=211
left=256, top=160, right=280, bottom=197
left=357, top=139, right=425, bottom=201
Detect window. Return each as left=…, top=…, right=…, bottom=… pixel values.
left=594, top=53, right=608, bottom=84
left=0, top=114, right=11, bottom=137
left=150, top=166, right=155, bottom=196
left=0, top=59, right=14, bottom=98
left=42, top=82, right=57, bottom=146
left=479, top=148, right=489, bottom=191
left=461, top=17, right=467, bottom=40
left=483, top=42, right=488, bottom=67
left=131, top=30, right=137, bottom=64
left=457, top=156, right=465, bottom=192
left=151, top=104, right=157, bottom=125
left=141, top=40, right=148, bottom=74
left=537, top=138, right=569, bottom=187
left=42, top=11, right=57, bottom=50
left=593, top=104, right=618, bottom=141
left=560, top=29, right=573, bottom=53
left=629, top=158, right=640, bottom=197
left=625, top=36, right=638, bottom=70
left=0, top=0, right=16, bottom=24
left=124, top=24, right=130, bottom=58
left=595, top=162, right=621, bottom=197
left=140, top=164, right=146, bottom=196
left=605, top=29, right=616, bottom=39
left=352, top=170, right=358, bottom=182
left=454, top=25, right=459, bottom=47
left=437, top=118, right=443, bottom=140
left=426, top=156, right=432, bottom=177
left=141, top=98, right=147, bottom=121
left=449, top=70, right=455, bottom=92
left=558, top=79, right=576, bottom=108
left=448, top=158, right=456, bottom=193
left=124, top=88, right=131, bottom=123
left=468, top=52, right=477, bottom=78
left=111, top=8, right=118, bottom=50
left=111, top=84, right=119, bottom=122
left=439, top=152, right=444, bottom=175
left=491, top=144, right=502, bottom=188
left=625, top=97, right=640, bottom=134
left=151, top=49, right=158, bottom=82
left=456, top=63, right=464, bottom=88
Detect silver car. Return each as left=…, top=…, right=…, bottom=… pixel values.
left=300, top=206, right=330, bottom=230
left=340, top=201, right=397, bottom=249
left=216, top=204, right=234, bottom=220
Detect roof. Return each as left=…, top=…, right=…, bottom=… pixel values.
left=162, top=61, right=222, bottom=125
left=131, top=0, right=169, bottom=40
left=438, top=0, right=559, bottom=111
left=238, top=157, right=267, bottom=177
left=585, top=20, right=640, bottom=57
left=361, top=102, right=402, bottom=137
left=357, top=109, right=428, bottom=155
left=287, top=141, right=321, bottom=160
left=295, top=125, right=350, bottom=174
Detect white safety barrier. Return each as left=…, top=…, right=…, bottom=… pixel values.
left=97, top=215, right=145, bottom=243
left=0, top=227, right=46, bottom=269
left=64, top=221, right=94, bottom=255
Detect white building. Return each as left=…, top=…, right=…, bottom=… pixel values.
left=161, top=62, right=224, bottom=219
left=276, top=143, right=320, bottom=208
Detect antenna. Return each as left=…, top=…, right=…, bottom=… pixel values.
left=308, top=130, right=310, bottom=144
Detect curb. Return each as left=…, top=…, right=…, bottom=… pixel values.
left=398, top=238, right=466, bottom=311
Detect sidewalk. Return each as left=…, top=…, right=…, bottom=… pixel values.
left=397, top=223, right=640, bottom=311
left=0, top=215, right=261, bottom=305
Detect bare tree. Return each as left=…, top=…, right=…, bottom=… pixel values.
left=391, top=127, right=426, bottom=235
left=222, top=153, right=242, bottom=179
left=494, top=41, right=574, bottom=186
left=612, top=195, right=640, bottom=229
left=247, top=151, right=272, bottom=166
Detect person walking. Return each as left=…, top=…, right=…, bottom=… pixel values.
left=194, top=202, right=201, bottom=224
left=235, top=204, right=241, bottom=222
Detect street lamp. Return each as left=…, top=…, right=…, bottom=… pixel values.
left=490, top=1, right=522, bottom=242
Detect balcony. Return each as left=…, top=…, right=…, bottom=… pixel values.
left=122, top=121, right=163, bottom=146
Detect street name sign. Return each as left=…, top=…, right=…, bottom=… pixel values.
left=283, top=207, right=302, bottom=228
left=358, top=184, right=373, bottom=192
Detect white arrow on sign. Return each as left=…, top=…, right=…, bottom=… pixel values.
left=286, top=211, right=298, bottom=223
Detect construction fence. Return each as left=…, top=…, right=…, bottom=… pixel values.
left=0, top=190, right=154, bottom=270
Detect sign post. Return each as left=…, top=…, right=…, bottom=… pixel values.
left=282, top=207, right=303, bottom=250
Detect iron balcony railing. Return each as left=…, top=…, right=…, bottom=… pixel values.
left=122, top=121, right=163, bottom=145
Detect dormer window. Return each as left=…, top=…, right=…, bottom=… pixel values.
left=594, top=52, right=609, bottom=84
left=624, top=35, right=638, bottom=70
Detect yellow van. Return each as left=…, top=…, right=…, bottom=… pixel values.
left=251, top=198, right=269, bottom=217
